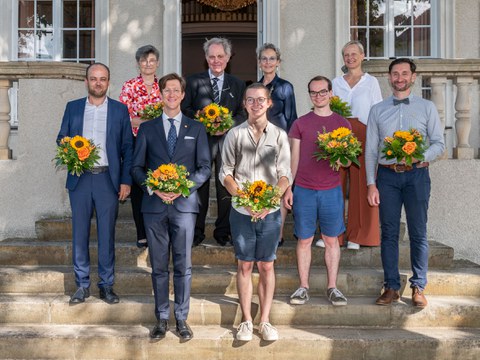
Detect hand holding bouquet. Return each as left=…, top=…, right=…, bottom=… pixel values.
left=140, top=102, right=164, bottom=120
left=232, top=180, right=281, bottom=222
left=382, top=128, right=426, bottom=166
left=314, top=127, right=362, bottom=171
left=144, top=163, right=195, bottom=204
left=195, top=103, right=233, bottom=135
left=55, top=136, right=100, bottom=176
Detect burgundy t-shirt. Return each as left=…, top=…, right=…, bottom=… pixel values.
left=288, top=111, right=352, bottom=190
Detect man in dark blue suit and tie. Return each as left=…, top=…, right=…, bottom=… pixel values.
left=57, top=63, right=133, bottom=305
left=181, top=37, right=246, bottom=247
left=132, top=73, right=211, bottom=340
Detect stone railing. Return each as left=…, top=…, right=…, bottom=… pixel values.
left=363, top=59, right=480, bottom=159
left=0, top=62, right=87, bottom=160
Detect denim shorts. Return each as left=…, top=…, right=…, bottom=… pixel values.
left=229, top=208, right=281, bottom=262
left=293, top=185, right=345, bottom=239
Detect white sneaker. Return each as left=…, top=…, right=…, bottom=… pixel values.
left=315, top=239, right=325, bottom=248
left=236, top=320, right=253, bottom=341
left=259, top=322, right=279, bottom=341
left=347, top=241, right=360, bottom=250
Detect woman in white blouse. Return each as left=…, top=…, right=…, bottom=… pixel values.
left=317, top=40, right=382, bottom=250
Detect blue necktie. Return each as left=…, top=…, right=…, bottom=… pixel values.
left=167, top=118, right=177, bottom=158
left=212, top=77, right=220, bottom=103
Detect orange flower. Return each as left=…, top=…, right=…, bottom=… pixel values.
left=77, top=147, right=91, bottom=161
left=402, top=141, right=417, bottom=155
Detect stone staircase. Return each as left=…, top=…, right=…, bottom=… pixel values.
left=0, top=200, right=479, bottom=359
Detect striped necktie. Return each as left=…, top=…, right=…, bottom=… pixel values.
left=212, top=77, right=220, bottom=103
left=167, top=118, right=177, bottom=158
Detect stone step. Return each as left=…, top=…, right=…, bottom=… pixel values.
left=0, top=239, right=453, bottom=269
left=1, top=264, right=478, bottom=297
left=0, top=324, right=478, bottom=360
left=0, top=294, right=479, bottom=328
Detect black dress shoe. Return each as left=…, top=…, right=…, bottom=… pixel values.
left=215, top=235, right=232, bottom=247
left=150, top=319, right=169, bottom=339
left=99, top=286, right=119, bottom=304
left=69, top=287, right=90, bottom=304
left=278, top=238, right=285, bottom=247
left=136, top=238, right=148, bottom=249
left=176, top=320, right=193, bottom=340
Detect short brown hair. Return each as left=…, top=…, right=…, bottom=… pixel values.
left=158, top=73, right=186, bottom=92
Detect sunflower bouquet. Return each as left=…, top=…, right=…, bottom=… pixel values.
left=314, top=127, right=362, bottom=171
left=144, top=163, right=195, bottom=204
left=330, top=96, right=352, bottom=118
left=232, top=180, right=281, bottom=222
left=195, top=103, right=233, bottom=135
left=382, top=128, right=426, bottom=166
left=55, top=136, right=100, bottom=176
left=140, top=101, right=164, bottom=120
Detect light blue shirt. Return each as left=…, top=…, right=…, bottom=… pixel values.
left=83, top=97, right=108, bottom=166
left=162, top=112, right=182, bottom=139
left=365, top=94, right=445, bottom=185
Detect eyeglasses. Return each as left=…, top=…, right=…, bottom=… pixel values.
left=245, top=97, right=267, bottom=105
left=309, top=89, right=330, bottom=97
left=139, top=59, right=158, bottom=65
left=260, top=56, right=278, bottom=63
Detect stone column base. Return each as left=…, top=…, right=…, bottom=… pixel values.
left=453, top=147, right=474, bottom=159
left=0, top=148, right=12, bottom=160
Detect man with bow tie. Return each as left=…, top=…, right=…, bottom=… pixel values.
left=365, top=58, right=445, bottom=308
left=181, top=37, right=246, bottom=247
left=132, top=73, right=211, bottom=340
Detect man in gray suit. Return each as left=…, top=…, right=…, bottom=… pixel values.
left=131, top=73, right=211, bottom=340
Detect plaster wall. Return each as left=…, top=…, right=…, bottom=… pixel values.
left=0, top=79, right=85, bottom=238
left=455, top=0, right=480, bottom=58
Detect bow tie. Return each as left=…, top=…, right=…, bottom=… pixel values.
left=393, top=98, right=409, bottom=106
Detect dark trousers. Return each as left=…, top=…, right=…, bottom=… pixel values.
left=69, top=171, right=118, bottom=289
left=194, top=135, right=231, bottom=242
left=144, top=210, right=196, bottom=321
left=377, top=165, right=431, bottom=291
left=131, top=136, right=146, bottom=241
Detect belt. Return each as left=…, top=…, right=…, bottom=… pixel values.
left=87, top=166, right=109, bottom=174
left=380, top=162, right=429, bottom=173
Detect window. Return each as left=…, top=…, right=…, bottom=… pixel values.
left=350, top=0, right=434, bottom=59
left=16, top=0, right=96, bottom=63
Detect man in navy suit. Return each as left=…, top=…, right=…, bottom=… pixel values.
left=181, top=37, right=246, bottom=247
left=132, top=73, right=211, bottom=340
left=57, top=63, right=133, bottom=305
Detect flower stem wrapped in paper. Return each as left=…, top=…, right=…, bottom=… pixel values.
left=232, top=180, right=281, bottom=222
left=195, top=103, right=233, bottom=135
left=314, top=127, right=362, bottom=171
left=382, top=128, right=426, bottom=166
left=55, top=135, right=100, bottom=176
left=144, top=163, right=195, bottom=204
left=140, top=102, right=164, bottom=120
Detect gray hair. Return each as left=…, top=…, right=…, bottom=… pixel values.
left=135, top=45, right=160, bottom=63
left=341, top=40, right=365, bottom=56
left=256, top=43, right=281, bottom=62
left=203, top=37, right=232, bottom=57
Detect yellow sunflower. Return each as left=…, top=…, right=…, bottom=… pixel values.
left=158, top=164, right=179, bottom=179
left=70, top=136, right=89, bottom=151
left=331, top=127, right=351, bottom=139
left=204, top=104, right=220, bottom=120
left=248, top=180, right=267, bottom=197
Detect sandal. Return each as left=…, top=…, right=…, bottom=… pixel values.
left=136, top=238, right=148, bottom=248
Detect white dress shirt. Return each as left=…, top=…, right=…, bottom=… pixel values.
left=83, top=97, right=108, bottom=166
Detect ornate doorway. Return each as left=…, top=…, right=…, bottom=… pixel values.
left=181, top=0, right=258, bottom=84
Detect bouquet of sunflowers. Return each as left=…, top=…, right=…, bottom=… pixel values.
left=382, top=128, right=426, bottom=166
left=330, top=96, right=352, bottom=118
left=195, top=103, right=233, bottom=135
left=55, top=136, right=100, bottom=176
left=314, top=127, right=362, bottom=171
left=232, top=180, right=281, bottom=222
left=140, top=102, right=164, bottom=120
left=144, top=163, right=195, bottom=204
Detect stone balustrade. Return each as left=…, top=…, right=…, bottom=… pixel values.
left=0, top=62, right=87, bottom=160
left=363, top=59, right=480, bottom=160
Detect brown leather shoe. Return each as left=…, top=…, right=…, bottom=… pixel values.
left=375, top=288, right=400, bottom=305
left=412, top=287, right=428, bottom=307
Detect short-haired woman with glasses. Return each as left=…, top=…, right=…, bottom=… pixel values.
left=119, top=44, right=162, bottom=249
